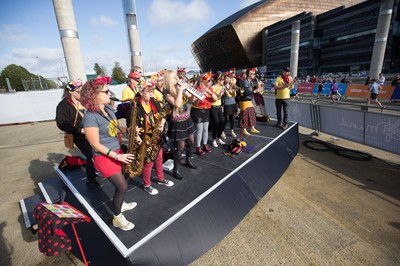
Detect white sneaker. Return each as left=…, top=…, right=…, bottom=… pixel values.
left=144, top=185, right=159, bottom=195
left=231, top=129, right=236, bottom=137
left=212, top=139, right=218, bottom=147
left=217, top=138, right=225, bottom=145
left=221, top=131, right=226, bottom=140
left=121, top=201, right=137, bottom=212
left=113, top=213, right=135, bottom=231
left=157, top=179, right=174, bottom=187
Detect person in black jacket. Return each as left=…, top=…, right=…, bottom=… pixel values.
left=56, top=80, right=102, bottom=189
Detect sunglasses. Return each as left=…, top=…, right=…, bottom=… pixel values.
left=99, top=89, right=110, bottom=95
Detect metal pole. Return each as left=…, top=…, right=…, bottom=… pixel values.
left=290, top=20, right=300, bottom=79
left=369, top=0, right=394, bottom=78
left=53, top=0, right=86, bottom=82
left=122, top=0, right=143, bottom=70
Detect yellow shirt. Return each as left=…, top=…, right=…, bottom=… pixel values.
left=211, top=84, right=223, bottom=106
left=274, top=76, right=291, bottom=99
left=152, top=89, right=164, bottom=103
left=121, top=85, right=137, bottom=101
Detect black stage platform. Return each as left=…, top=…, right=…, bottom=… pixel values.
left=21, top=122, right=299, bottom=265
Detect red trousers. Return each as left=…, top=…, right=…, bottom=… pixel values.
left=142, top=148, right=164, bottom=187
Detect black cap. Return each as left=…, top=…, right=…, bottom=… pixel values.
left=282, top=67, right=290, bottom=72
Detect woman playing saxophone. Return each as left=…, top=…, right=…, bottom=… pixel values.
left=134, top=79, right=174, bottom=195
left=81, top=76, right=137, bottom=231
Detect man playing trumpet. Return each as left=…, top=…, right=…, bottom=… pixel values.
left=274, top=67, right=293, bottom=129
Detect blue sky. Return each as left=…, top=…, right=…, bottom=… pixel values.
left=0, top=0, right=259, bottom=79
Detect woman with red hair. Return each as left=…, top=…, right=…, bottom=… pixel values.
left=81, top=76, right=137, bottom=231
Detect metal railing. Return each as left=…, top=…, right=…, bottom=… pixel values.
left=264, top=96, right=400, bottom=155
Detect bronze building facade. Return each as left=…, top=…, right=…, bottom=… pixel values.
left=191, top=0, right=398, bottom=74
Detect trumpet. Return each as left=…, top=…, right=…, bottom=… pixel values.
left=255, top=78, right=264, bottom=95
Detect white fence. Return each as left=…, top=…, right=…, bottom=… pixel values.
left=0, top=84, right=126, bottom=124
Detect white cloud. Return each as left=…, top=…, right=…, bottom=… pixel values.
left=140, top=43, right=198, bottom=73
left=0, top=47, right=66, bottom=78
left=89, top=15, right=118, bottom=27
left=0, top=24, right=32, bottom=43
left=240, top=0, right=260, bottom=9
left=148, top=0, right=212, bottom=32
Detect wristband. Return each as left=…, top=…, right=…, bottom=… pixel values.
left=106, top=149, right=111, bottom=156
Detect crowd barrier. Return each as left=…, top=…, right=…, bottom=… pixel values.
left=264, top=97, right=400, bottom=155
left=275, top=83, right=400, bottom=100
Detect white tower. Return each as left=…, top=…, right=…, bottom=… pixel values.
left=53, top=0, right=86, bottom=81
left=122, top=0, right=143, bottom=70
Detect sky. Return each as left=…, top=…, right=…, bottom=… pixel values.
left=0, top=0, right=260, bottom=79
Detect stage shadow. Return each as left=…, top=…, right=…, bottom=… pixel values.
left=298, top=133, right=400, bottom=203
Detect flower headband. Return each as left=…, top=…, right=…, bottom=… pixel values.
left=177, top=67, right=186, bottom=73
left=66, top=79, right=82, bottom=91
left=138, top=79, right=156, bottom=91
left=201, top=72, right=213, bottom=82
left=249, top=68, right=257, bottom=73
left=93, top=76, right=111, bottom=87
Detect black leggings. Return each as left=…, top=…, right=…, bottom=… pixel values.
left=210, top=106, right=225, bottom=139
left=108, top=172, right=128, bottom=216
left=174, top=134, right=195, bottom=163
left=224, top=113, right=235, bottom=130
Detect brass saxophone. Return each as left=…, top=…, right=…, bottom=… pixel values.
left=145, top=114, right=165, bottom=163
left=123, top=101, right=146, bottom=178
left=123, top=101, right=167, bottom=178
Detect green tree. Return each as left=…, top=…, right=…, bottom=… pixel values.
left=93, top=63, right=107, bottom=76
left=0, top=64, right=36, bottom=91
left=0, top=64, right=59, bottom=91
left=111, top=61, right=126, bottom=84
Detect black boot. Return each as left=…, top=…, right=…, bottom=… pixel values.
left=186, top=145, right=197, bottom=169
left=173, top=155, right=184, bottom=180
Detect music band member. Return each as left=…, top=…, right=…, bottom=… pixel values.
left=191, top=72, right=218, bottom=155
left=135, top=79, right=174, bottom=195
left=81, top=77, right=137, bottom=231
left=56, top=80, right=102, bottom=189
left=274, top=67, right=293, bottom=129
left=121, top=71, right=141, bottom=129
left=222, top=73, right=238, bottom=138
left=210, top=73, right=226, bottom=147
left=164, top=70, right=197, bottom=180
left=239, top=68, right=260, bottom=135
left=251, top=71, right=267, bottom=121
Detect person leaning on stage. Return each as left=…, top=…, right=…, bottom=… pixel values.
left=210, top=73, right=226, bottom=148
left=238, top=68, right=260, bottom=135
left=164, top=70, right=197, bottom=180
left=191, top=72, right=218, bottom=155
left=134, top=79, right=174, bottom=195
left=81, top=76, right=137, bottom=231
left=56, top=80, right=102, bottom=189
left=274, top=67, right=293, bottom=130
